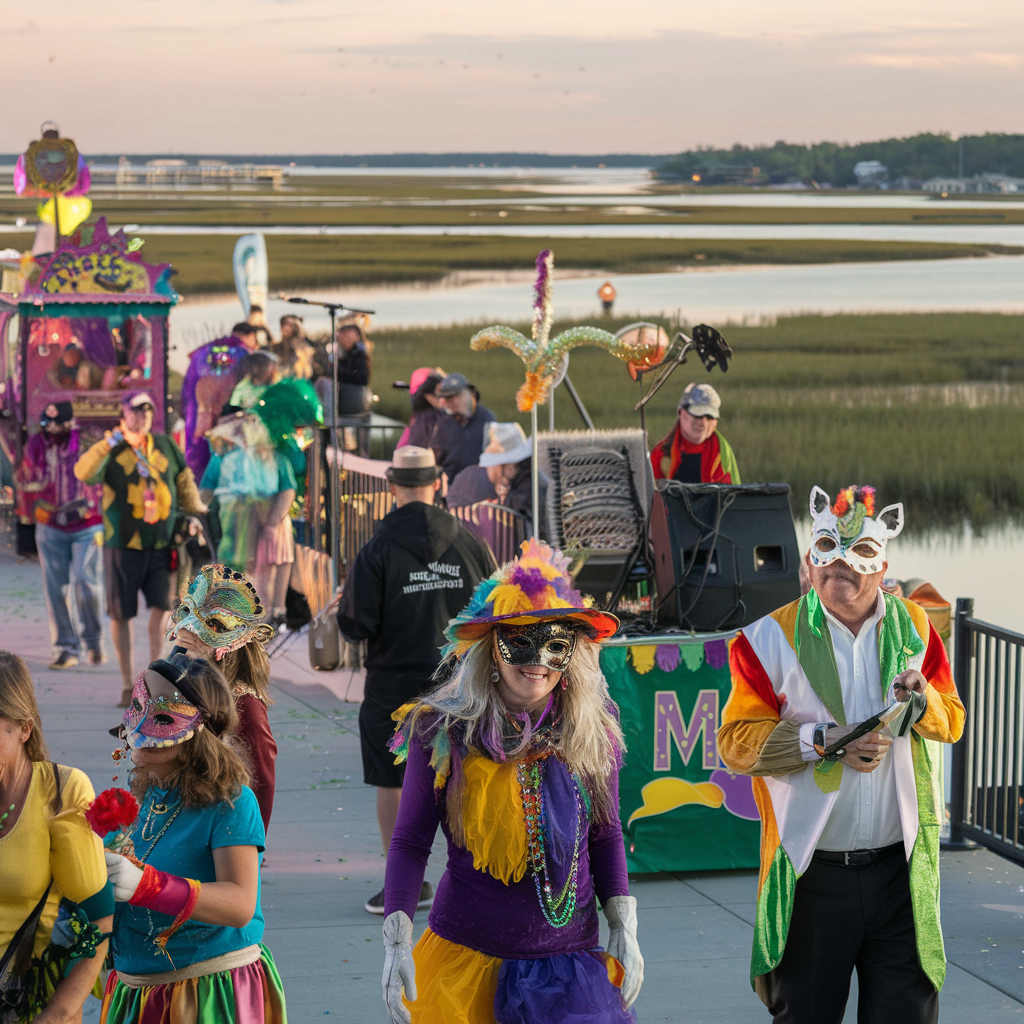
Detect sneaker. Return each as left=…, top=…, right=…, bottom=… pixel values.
left=87, top=648, right=107, bottom=666
left=49, top=650, right=78, bottom=670
left=365, top=881, right=433, bottom=916
left=364, top=888, right=386, bottom=915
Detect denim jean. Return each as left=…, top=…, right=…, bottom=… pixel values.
left=35, top=523, right=104, bottom=655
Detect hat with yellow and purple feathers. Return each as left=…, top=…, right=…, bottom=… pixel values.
left=443, top=538, right=619, bottom=660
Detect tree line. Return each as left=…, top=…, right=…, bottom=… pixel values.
left=655, top=133, right=1024, bottom=186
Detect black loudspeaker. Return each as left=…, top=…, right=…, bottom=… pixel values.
left=651, top=482, right=801, bottom=631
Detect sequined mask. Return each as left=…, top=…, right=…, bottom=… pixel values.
left=495, top=622, right=578, bottom=670
left=167, top=564, right=275, bottom=658
left=123, top=673, right=203, bottom=749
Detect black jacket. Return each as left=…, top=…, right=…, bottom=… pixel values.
left=336, top=501, right=496, bottom=707
left=429, top=404, right=496, bottom=481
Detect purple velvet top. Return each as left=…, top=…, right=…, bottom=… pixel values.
left=384, top=734, right=630, bottom=960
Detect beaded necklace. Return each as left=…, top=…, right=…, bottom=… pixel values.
left=516, top=758, right=585, bottom=929
left=136, top=792, right=182, bottom=863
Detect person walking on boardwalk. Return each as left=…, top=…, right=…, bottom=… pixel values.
left=74, top=392, right=206, bottom=706
left=719, top=484, right=964, bottom=1024
left=16, top=401, right=105, bottom=669
left=380, top=538, right=643, bottom=1023
left=102, top=656, right=286, bottom=1024
left=337, top=445, right=495, bottom=915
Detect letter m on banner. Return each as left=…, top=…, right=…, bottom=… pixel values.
left=653, top=690, right=719, bottom=772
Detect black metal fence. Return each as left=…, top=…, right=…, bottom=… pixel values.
left=452, top=502, right=528, bottom=564
left=338, top=457, right=395, bottom=572
left=950, top=597, right=1024, bottom=863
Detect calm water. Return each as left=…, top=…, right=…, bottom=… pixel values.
left=169, top=255, right=1024, bottom=374
left=32, top=223, right=1024, bottom=245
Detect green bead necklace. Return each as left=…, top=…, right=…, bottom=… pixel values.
left=0, top=802, right=15, bottom=832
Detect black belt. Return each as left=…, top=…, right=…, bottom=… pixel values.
left=812, top=842, right=903, bottom=867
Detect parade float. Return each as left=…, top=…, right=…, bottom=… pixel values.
left=0, top=218, right=178, bottom=540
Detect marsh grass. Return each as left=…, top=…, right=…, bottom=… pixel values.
left=367, top=312, right=1024, bottom=528
left=132, top=234, right=1020, bottom=294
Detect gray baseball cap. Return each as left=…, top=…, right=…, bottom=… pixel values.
left=679, top=383, right=721, bottom=418
left=436, top=373, right=470, bottom=397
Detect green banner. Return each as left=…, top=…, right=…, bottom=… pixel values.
left=601, top=636, right=761, bottom=874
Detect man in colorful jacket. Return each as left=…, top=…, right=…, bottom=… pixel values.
left=649, top=382, right=740, bottom=483
left=74, top=392, right=206, bottom=706
left=719, top=484, right=964, bottom=1024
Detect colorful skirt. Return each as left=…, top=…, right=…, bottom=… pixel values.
left=406, top=928, right=635, bottom=1024
left=100, top=944, right=286, bottom=1024
left=255, top=514, right=295, bottom=566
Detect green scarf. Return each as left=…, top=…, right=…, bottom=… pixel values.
left=795, top=589, right=924, bottom=793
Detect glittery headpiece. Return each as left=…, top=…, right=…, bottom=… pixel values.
left=443, top=538, right=619, bottom=660
left=167, top=564, right=275, bottom=657
left=808, top=484, right=904, bottom=576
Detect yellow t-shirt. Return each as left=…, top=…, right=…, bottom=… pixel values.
left=0, top=762, right=107, bottom=957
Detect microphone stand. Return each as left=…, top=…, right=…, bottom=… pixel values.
left=283, top=296, right=376, bottom=590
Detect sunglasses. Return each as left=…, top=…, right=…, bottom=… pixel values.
left=128, top=403, right=154, bottom=414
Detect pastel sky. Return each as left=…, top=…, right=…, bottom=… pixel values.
left=4, top=0, right=1023, bottom=154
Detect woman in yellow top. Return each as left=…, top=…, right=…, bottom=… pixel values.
left=0, top=650, right=113, bottom=1022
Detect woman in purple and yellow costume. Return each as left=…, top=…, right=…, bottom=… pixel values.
left=381, top=539, right=644, bottom=1024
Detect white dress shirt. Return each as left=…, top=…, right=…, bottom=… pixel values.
left=797, top=591, right=904, bottom=852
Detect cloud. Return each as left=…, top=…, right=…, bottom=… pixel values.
left=2, top=17, right=1023, bottom=151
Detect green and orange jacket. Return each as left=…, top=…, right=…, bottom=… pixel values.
left=718, top=592, right=964, bottom=1003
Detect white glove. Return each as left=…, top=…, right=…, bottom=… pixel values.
left=604, top=895, right=644, bottom=1008
left=382, top=910, right=416, bottom=1024
left=105, top=850, right=144, bottom=902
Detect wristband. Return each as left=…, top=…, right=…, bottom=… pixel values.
left=128, top=865, right=201, bottom=957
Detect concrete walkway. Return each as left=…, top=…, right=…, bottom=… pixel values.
left=3, top=542, right=1023, bottom=1022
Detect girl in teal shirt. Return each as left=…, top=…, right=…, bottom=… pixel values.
left=101, top=658, right=286, bottom=1024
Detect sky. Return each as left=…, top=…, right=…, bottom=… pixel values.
left=3, top=0, right=1023, bottom=154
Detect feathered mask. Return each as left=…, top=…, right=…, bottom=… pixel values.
left=809, top=485, right=904, bottom=576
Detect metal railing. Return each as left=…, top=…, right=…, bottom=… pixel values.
left=950, top=597, right=1024, bottom=863
left=451, top=502, right=528, bottom=563
left=336, top=454, right=395, bottom=573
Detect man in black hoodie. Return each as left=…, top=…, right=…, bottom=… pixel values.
left=337, top=445, right=495, bottom=914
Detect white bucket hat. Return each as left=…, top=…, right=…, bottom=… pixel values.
left=478, top=422, right=532, bottom=467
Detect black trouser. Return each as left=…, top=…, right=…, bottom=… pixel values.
left=767, top=844, right=938, bottom=1024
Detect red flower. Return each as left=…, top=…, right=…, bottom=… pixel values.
left=85, top=788, right=139, bottom=836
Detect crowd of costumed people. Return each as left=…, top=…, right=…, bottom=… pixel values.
left=4, top=247, right=965, bottom=1024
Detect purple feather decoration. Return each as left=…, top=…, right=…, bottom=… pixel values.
left=533, top=249, right=551, bottom=311
left=532, top=249, right=553, bottom=343
left=508, top=565, right=550, bottom=600
left=704, top=638, right=728, bottom=670
left=655, top=644, right=681, bottom=673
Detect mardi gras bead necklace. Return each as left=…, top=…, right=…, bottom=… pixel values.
left=138, top=793, right=182, bottom=855
left=517, top=758, right=584, bottom=929
left=0, top=802, right=14, bottom=833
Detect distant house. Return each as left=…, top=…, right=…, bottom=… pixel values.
left=688, top=164, right=760, bottom=186
left=853, top=161, right=888, bottom=187
left=923, top=173, right=1024, bottom=194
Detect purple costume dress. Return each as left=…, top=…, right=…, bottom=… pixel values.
left=385, top=708, right=635, bottom=1024
left=181, top=338, right=249, bottom=481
